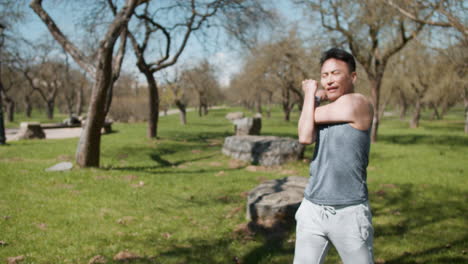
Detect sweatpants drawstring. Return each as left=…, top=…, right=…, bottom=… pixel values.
left=320, top=205, right=336, bottom=220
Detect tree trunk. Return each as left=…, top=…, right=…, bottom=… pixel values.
left=429, top=102, right=440, bottom=120
left=76, top=63, right=112, bottom=167
left=203, top=104, right=208, bottom=116
left=24, top=95, right=32, bottom=118
left=6, top=100, right=14, bottom=122
left=0, top=98, right=5, bottom=145
left=46, top=100, right=54, bottom=119
left=282, top=87, right=291, bottom=122
left=410, top=98, right=421, bottom=128
left=0, top=87, right=5, bottom=145
left=176, top=101, right=187, bottom=125
left=76, top=85, right=84, bottom=116
left=283, top=103, right=291, bottom=122
left=398, top=89, right=408, bottom=121
left=369, top=74, right=383, bottom=142
left=143, top=71, right=159, bottom=138
left=255, top=95, right=262, bottom=114
left=464, top=87, right=468, bottom=134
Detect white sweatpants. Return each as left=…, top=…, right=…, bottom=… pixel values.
left=293, top=198, right=374, bottom=264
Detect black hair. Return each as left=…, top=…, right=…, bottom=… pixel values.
left=320, top=48, right=356, bottom=73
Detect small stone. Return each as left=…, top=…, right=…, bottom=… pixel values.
left=113, top=251, right=140, bottom=261
left=88, top=255, right=106, bottom=264
left=7, top=256, right=25, bottom=264
left=45, top=162, right=73, bottom=172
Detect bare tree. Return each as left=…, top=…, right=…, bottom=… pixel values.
left=298, top=0, right=444, bottom=141
left=0, top=64, right=24, bottom=122
left=181, top=60, right=221, bottom=117
left=163, top=69, right=190, bottom=125
left=386, top=0, right=467, bottom=42
left=0, top=23, right=6, bottom=144
left=126, top=0, right=275, bottom=138
left=30, top=0, right=145, bottom=167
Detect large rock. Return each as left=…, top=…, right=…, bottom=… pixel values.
left=16, top=122, right=45, bottom=140
left=225, top=112, right=244, bottom=121
left=233, top=117, right=262, bottom=136
left=247, top=176, right=308, bottom=226
left=222, top=135, right=304, bottom=166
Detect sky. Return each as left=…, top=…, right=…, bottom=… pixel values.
left=15, top=0, right=303, bottom=87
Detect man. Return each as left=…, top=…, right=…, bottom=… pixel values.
left=295, top=48, right=374, bottom=264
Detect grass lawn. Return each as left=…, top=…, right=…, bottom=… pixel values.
left=0, top=107, right=466, bottom=264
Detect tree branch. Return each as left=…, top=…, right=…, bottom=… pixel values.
left=29, top=0, right=95, bottom=77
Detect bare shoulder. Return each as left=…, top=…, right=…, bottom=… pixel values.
left=336, top=93, right=371, bottom=110
left=339, top=93, right=373, bottom=129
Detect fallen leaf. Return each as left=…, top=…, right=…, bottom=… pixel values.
left=88, top=255, right=106, bottom=264
left=122, top=175, right=138, bottom=181
left=113, top=250, right=141, bottom=261
left=217, top=195, right=230, bottom=202
left=228, top=160, right=245, bottom=169
left=37, top=223, right=47, bottom=230
left=226, top=207, right=242, bottom=219
left=191, top=149, right=202, bottom=154
left=7, top=256, right=24, bottom=264
left=382, top=184, right=397, bottom=189
left=216, top=171, right=225, bottom=176
left=162, top=232, right=172, bottom=239
left=131, top=181, right=145, bottom=188
left=209, top=161, right=222, bottom=167
left=375, top=258, right=386, bottom=264
left=0, top=240, right=7, bottom=246
left=376, top=190, right=386, bottom=197
left=280, top=169, right=297, bottom=175
left=245, top=165, right=258, bottom=172
left=117, top=216, right=135, bottom=225
left=239, top=191, right=249, bottom=198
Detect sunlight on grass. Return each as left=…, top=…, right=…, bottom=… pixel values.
left=0, top=108, right=467, bottom=263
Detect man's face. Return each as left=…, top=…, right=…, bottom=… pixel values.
left=320, top=58, right=356, bottom=101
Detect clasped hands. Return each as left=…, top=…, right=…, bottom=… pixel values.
left=302, top=79, right=327, bottom=102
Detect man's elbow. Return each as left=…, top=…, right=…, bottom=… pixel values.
left=298, top=136, right=314, bottom=145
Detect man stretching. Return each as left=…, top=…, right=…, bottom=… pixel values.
left=295, top=48, right=374, bottom=264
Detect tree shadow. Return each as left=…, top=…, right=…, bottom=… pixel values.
left=370, top=183, right=467, bottom=263
left=378, top=134, right=468, bottom=146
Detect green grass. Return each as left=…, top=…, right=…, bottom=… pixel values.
left=0, top=107, right=467, bottom=264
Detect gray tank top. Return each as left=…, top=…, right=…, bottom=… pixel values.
left=304, top=123, right=370, bottom=206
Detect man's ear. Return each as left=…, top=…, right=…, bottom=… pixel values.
left=351, top=72, right=357, bottom=84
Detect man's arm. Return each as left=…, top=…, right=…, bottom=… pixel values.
left=298, top=80, right=319, bottom=144
left=315, top=93, right=373, bottom=131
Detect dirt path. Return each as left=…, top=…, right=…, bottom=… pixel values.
left=5, top=106, right=225, bottom=142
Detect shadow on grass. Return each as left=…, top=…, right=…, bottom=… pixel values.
left=371, top=183, right=467, bottom=263
left=378, top=134, right=468, bottom=146
left=161, top=131, right=231, bottom=143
